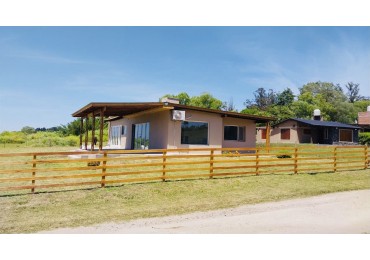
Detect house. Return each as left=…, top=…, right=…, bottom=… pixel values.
left=72, top=98, right=274, bottom=151
left=257, top=110, right=360, bottom=145
left=357, top=106, right=370, bottom=132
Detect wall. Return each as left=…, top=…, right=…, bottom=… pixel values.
left=222, top=117, right=256, bottom=148
left=269, top=120, right=299, bottom=144
left=109, top=110, right=170, bottom=149
left=166, top=109, right=223, bottom=149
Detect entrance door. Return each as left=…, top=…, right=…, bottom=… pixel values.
left=109, top=125, right=122, bottom=147
left=132, top=122, right=150, bottom=149
left=339, top=129, right=353, bottom=142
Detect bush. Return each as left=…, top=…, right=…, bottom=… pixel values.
left=277, top=154, right=292, bottom=158
left=359, top=132, right=370, bottom=145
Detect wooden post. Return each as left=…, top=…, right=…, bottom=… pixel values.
left=364, top=146, right=368, bottom=169
left=85, top=116, right=89, bottom=150
left=99, top=108, right=105, bottom=151
left=210, top=149, right=214, bottom=179
left=265, top=122, right=271, bottom=153
left=101, top=152, right=107, bottom=188
left=256, top=148, right=260, bottom=175
left=162, top=151, right=166, bottom=181
left=91, top=113, right=95, bottom=151
left=31, top=154, right=36, bottom=193
left=80, top=117, right=83, bottom=149
left=333, top=147, right=337, bottom=172
left=294, top=147, right=298, bottom=174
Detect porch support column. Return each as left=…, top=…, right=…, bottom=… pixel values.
left=85, top=116, right=89, bottom=150
left=79, top=117, right=83, bottom=149
left=99, top=108, right=105, bottom=151
left=265, top=122, right=271, bottom=153
left=91, top=112, right=96, bottom=151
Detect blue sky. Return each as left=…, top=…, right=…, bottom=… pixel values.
left=0, top=27, right=369, bottom=132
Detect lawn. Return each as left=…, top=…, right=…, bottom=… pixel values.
left=0, top=144, right=369, bottom=233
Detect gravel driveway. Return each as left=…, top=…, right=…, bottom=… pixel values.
left=40, top=189, right=370, bottom=234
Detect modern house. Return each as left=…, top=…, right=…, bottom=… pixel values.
left=256, top=110, right=360, bottom=145
left=72, top=98, right=274, bottom=151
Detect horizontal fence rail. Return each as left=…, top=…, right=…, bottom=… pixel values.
left=0, top=146, right=368, bottom=195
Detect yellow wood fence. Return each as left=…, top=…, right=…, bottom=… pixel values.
left=0, top=146, right=368, bottom=195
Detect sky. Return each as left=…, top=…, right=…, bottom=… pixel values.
left=0, top=26, right=369, bottom=132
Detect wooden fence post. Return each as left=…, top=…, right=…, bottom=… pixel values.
left=294, top=147, right=298, bottom=174
left=364, top=146, right=368, bottom=170
left=162, top=151, right=166, bottom=182
left=210, top=149, right=214, bottom=179
left=31, top=154, right=36, bottom=193
left=101, top=152, right=107, bottom=188
left=333, top=147, right=337, bottom=172
left=256, top=148, right=260, bottom=175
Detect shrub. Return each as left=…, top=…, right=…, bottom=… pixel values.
left=359, top=132, right=370, bottom=145
left=277, top=154, right=292, bottom=158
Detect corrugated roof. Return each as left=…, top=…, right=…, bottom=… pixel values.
left=289, top=118, right=359, bottom=129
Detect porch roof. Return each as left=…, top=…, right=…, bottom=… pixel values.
left=71, top=102, right=274, bottom=123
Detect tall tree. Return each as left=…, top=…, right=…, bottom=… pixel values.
left=190, top=93, right=224, bottom=110
left=299, top=81, right=347, bottom=103
left=244, top=87, right=277, bottom=110
left=276, top=88, right=294, bottom=106
left=345, top=82, right=361, bottom=103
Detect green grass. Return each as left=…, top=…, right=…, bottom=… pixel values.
left=0, top=144, right=369, bottom=233
left=0, top=169, right=369, bottom=233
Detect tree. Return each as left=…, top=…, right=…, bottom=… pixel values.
left=299, top=81, right=347, bottom=103
left=276, top=88, right=294, bottom=106
left=244, top=87, right=277, bottom=110
left=160, top=92, right=191, bottom=105
left=223, top=98, right=237, bottom=112
left=21, top=126, right=36, bottom=134
left=189, top=93, right=224, bottom=110
left=161, top=92, right=225, bottom=110
left=345, top=82, right=361, bottom=103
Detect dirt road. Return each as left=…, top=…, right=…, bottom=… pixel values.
left=40, top=189, right=370, bottom=234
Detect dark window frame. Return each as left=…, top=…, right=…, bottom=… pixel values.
left=224, top=125, right=246, bottom=142
left=181, top=121, right=209, bottom=145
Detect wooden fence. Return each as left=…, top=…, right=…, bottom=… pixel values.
left=0, top=146, right=368, bottom=195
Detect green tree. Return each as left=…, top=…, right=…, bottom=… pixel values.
left=276, top=88, right=294, bottom=106
left=299, top=81, right=346, bottom=103
left=244, top=87, right=277, bottom=110
left=345, top=82, right=361, bottom=103
left=21, top=126, right=36, bottom=134
left=160, top=92, right=191, bottom=105
left=189, top=93, right=224, bottom=110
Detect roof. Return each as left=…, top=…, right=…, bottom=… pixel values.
left=72, top=102, right=274, bottom=123
left=275, top=118, right=360, bottom=129
left=358, top=111, right=370, bottom=125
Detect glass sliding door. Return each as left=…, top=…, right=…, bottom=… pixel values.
left=132, top=122, right=150, bottom=149
left=109, top=125, right=122, bottom=147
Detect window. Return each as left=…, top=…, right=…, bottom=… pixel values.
left=303, top=129, right=311, bottom=135
left=339, top=129, right=353, bottom=142
left=281, top=129, right=290, bottom=140
left=324, top=128, right=329, bottom=139
left=181, top=121, right=208, bottom=145
left=121, top=125, right=127, bottom=135
left=224, top=126, right=245, bottom=141
left=261, top=129, right=267, bottom=139
left=109, top=125, right=122, bottom=146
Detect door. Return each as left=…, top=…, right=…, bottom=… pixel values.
left=132, top=122, right=150, bottom=150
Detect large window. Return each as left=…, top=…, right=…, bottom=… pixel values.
left=224, top=126, right=246, bottom=141
left=281, top=129, right=290, bottom=140
left=181, top=121, right=208, bottom=145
